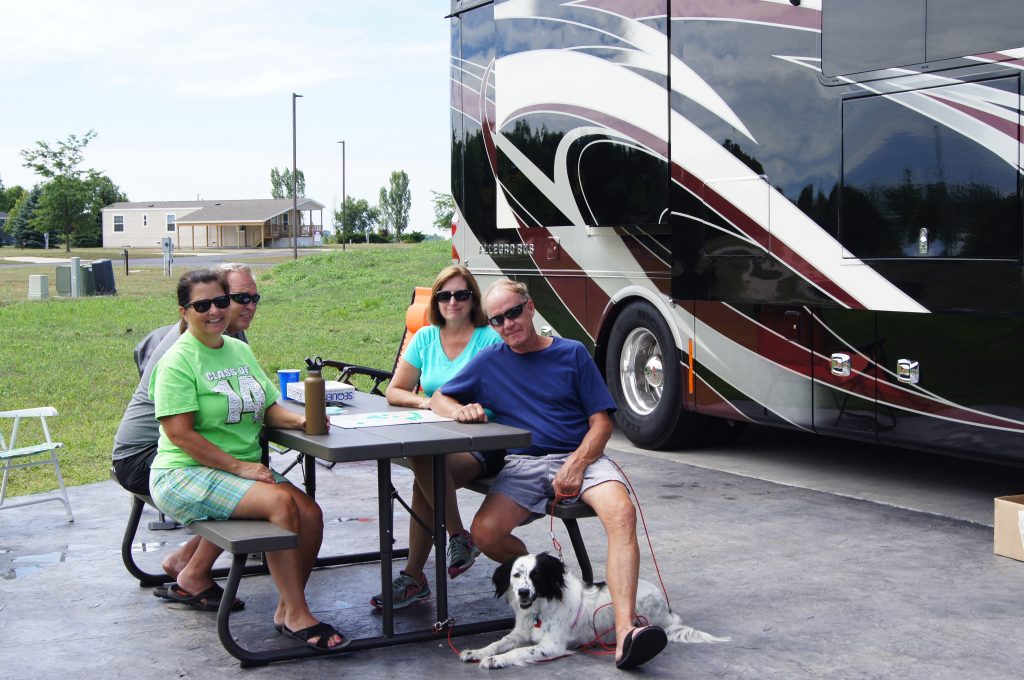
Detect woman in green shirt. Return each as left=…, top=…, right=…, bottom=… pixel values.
left=149, top=269, right=347, bottom=652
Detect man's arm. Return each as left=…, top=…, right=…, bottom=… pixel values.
left=430, top=389, right=488, bottom=423
left=551, top=410, right=614, bottom=497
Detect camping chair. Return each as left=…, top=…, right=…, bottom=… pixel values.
left=0, top=407, right=74, bottom=521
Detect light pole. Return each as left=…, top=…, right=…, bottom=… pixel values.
left=292, top=92, right=303, bottom=260
left=337, top=140, right=345, bottom=251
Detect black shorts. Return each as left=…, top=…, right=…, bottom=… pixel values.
left=112, top=447, right=158, bottom=496
left=472, top=449, right=507, bottom=479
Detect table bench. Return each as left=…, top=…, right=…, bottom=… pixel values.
left=188, top=519, right=302, bottom=667
left=114, top=469, right=275, bottom=587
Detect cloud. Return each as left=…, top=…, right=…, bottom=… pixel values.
left=4, top=0, right=443, bottom=99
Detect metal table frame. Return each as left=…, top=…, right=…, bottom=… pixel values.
left=221, top=392, right=528, bottom=666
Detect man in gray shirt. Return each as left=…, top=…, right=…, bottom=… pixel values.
left=112, top=263, right=261, bottom=601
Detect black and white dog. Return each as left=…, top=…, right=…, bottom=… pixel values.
left=460, top=553, right=727, bottom=669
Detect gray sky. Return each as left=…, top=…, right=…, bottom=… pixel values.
left=0, top=0, right=452, bottom=233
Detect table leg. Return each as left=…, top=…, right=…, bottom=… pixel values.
left=432, top=453, right=449, bottom=624
left=377, top=458, right=394, bottom=636
left=304, top=452, right=316, bottom=499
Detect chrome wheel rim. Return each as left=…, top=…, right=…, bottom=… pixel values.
left=618, top=327, right=664, bottom=415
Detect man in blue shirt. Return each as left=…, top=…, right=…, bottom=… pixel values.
left=432, top=279, right=667, bottom=669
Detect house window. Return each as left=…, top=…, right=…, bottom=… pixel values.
left=166, top=214, right=176, bottom=232
left=283, top=213, right=289, bottom=227
left=113, top=215, right=124, bottom=232
left=143, top=214, right=148, bottom=227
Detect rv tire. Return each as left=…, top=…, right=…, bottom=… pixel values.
left=605, top=302, right=706, bottom=449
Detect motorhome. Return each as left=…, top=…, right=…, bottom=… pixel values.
left=448, top=0, right=1024, bottom=462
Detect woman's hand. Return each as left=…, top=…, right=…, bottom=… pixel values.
left=235, top=461, right=277, bottom=484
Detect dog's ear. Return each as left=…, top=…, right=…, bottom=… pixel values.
left=531, top=553, right=566, bottom=602
left=492, top=559, right=514, bottom=598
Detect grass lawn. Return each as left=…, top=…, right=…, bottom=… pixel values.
left=0, top=240, right=451, bottom=496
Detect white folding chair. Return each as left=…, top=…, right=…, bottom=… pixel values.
left=0, top=407, right=74, bottom=521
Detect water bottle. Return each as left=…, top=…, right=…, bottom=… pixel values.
left=303, top=357, right=327, bottom=435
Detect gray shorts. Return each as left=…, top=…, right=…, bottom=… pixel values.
left=489, top=453, right=627, bottom=523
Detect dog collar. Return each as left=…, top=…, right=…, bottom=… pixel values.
left=533, top=615, right=542, bottom=628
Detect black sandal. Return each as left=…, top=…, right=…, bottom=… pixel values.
left=615, top=626, right=667, bottom=669
left=283, top=622, right=351, bottom=652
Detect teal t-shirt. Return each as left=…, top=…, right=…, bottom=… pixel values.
left=149, top=333, right=280, bottom=469
left=402, top=325, right=502, bottom=397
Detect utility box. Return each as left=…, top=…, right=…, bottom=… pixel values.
left=28, top=274, right=49, bottom=300
left=55, top=265, right=72, bottom=296
left=56, top=262, right=96, bottom=296
left=81, top=265, right=96, bottom=296
left=91, top=259, right=116, bottom=295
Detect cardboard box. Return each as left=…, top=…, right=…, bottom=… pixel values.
left=286, top=380, right=355, bottom=404
left=993, top=495, right=1024, bottom=561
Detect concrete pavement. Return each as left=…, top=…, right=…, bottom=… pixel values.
left=1, top=444, right=1022, bottom=679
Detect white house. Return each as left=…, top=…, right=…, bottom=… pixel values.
left=101, top=198, right=325, bottom=249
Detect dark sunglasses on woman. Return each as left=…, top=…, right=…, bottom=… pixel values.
left=435, top=289, right=473, bottom=303
left=185, top=295, right=231, bottom=313
left=487, top=303, right=525, bottom=327
left=229, top=292, right=261, bottom=305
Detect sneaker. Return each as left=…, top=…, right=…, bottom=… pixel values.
left=447, top=530, right=481, bottom=579
left=370, top=571, right=429, bottom=610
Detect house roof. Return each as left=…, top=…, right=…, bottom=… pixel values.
left=103, top=198, right=325, bottom=224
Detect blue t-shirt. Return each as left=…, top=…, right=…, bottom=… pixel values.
left=440, top=337, right=616, bottom=456
left=402, top=324, right=502, bottom=397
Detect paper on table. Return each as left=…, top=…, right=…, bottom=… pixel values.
left=329, top=410, right=454, bottom=429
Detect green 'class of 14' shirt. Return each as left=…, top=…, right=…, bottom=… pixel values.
left=149, top=333, right=280, bottom=469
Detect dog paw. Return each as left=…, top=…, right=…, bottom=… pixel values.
left=460, top=649, right=485, bottom=663
left=479, top=656, right=505, bottom=670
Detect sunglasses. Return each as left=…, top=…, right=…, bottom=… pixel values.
left=435, top=289, right=473, bottom=303
left=487, top=303, right=526, bottom=327
left=229, top=292, right=261, bottom=305
left=185, top=295, right=231, bottom=313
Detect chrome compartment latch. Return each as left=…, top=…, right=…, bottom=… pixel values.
left=896, top=359, right=920, bottom=384
left=830, top=353, right=851, bottom=377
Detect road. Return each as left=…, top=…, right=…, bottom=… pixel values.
left=611, top=423, right=1024, bottom=527
left=0, top=247, right=327, bottom=270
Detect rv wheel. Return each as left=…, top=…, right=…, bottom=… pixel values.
left=605, top=302, right=706, bottom=449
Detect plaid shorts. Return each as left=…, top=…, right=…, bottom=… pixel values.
left=149, top=465, right=287, bottom=525
left=489, top=453, right=627, bottom=523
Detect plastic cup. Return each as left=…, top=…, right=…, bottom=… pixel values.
left=278, top=369, right=300, bottom=399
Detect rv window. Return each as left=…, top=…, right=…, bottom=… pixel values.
left=822, top=0, right=925, bottom=77
left=926, top=0, right=1024, bottom=62
left=824, top=0, right=1024, bottom=77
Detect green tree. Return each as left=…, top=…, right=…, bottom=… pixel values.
left=20, top=130, right=98, bottom=252
left=377, top=170, right=411, bottom=241
left=333, top=196, right=379, bottom=243
left=0, top=183, right=27, bottom=214
left=270, top=167, right=306, bottom=199
left=7, top=186, right=46, bottom=248
left=33, top=177, right=90, bottom=250
left=79, top=173, right=129, bottom=247
left=430, top=190, right=455, bottom=233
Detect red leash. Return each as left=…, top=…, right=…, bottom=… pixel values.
left=550, top=459, right=671, bottom=609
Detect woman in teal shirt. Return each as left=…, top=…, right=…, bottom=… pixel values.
left=371, top=265, right=502, bottom=610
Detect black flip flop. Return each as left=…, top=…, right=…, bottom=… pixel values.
left=157, top=582, right=245, bottom=612
left=615, top=626, right=668, bottom=670
left=283, top=622, right=352, bottom=652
